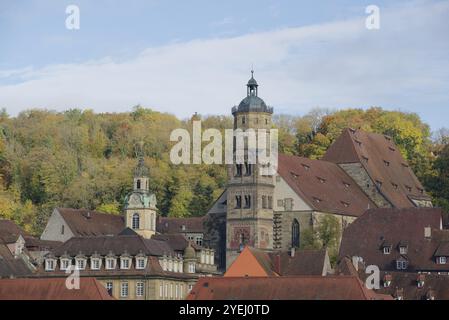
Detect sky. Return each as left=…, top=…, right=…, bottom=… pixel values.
left=0, top=0, right=448, bottom=130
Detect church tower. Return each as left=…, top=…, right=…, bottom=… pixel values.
left=226, top=71, right=275, bottom=268
left=124, top=153, right=157, bottom=239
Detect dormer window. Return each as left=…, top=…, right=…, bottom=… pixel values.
left=120, top=257, right=131, bottom=270
left=417, top=274, right=425, bottom=288
left=313, top=197, right=322, bottom=203
left=91, top=257, right=101, bottom=270
left=438, top=256, right=447, bottom=264
left=343, top=182, right=351, bottom=188
left=392, top=182, right=399, bottom=190
left=383, top=275, right=392, bottom=288
left=362, top=156, right=369, bottom=162
left=45, top=258, right=56, bottom=271
left=383, top=246, right=391, bottom=255
left=60, top=258, right=71, bottom=271
left=355, top=139, right=362, bottom=146
left=301, top=164, right=310, bottom=171
left=418, top=188, right=424, bottom=195
left=383, top=160, right=390, bottom=167
left=317, top=177, right=326, bottom=184
left=75, top=257, right=87, bottom=270
left=106, top=257, right=116, bottom=270
left=405, top=185, right=412, bottom=192
left=181, top=225, right=186, bottom=231
left=399, top=246, right=408, bottom=255
left=376, top=180, right=383, bottom=188
left=341, top=201, right=350, bottom=208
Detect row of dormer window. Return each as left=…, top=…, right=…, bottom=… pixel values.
left=44, top=256, right=147, bottom=271
left=160, top=257, right=185, bottom=273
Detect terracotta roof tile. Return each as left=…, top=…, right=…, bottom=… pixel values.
left=0, top=277, right=114, bottom=300
left=187, top=276, right=388, bottom=300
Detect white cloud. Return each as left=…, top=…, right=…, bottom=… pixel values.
left=0, top=0, right=448, bottom=127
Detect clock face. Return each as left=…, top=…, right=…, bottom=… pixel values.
left=129, top=194, right=141, bottom=207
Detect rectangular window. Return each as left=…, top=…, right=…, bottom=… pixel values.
left=164, top=284, right=168, bottom=298
left=284, top=198, right=293, bottom=211
left=439, top=257, right=447, bottom=264
left=188, top=284, right=193, bottom=292
left=136, top=282, right=144, bottom=297
left=277, top=199, right=284, bottom=207
left=268, top=196, right=273, bottom=209
left=235, top=195, right=242, bottom=209
left=175, top=284, right=179, bottom=299
left=399, top=247, right=407, bottom=255
left=383, top=247, right=391, bottom=255
left=136, top=258, right=146, bottom=269
left=91, top=259, right=100, bottom=270
left=45, top=259, right=55, bottom=271
left=121, top=258, right=130, bottom=269
left=76, top=259, right=86, bottom=270
left=60, top=259, right=70, bottom=271
left=159, top=284, right=163, bottom=298
left=120, top=282, right=129, bottom=298
left=106, top=282, right=113, bottom=296
left=106, top=258, right=115, bottom=270
left=196, top=236, right=203, bottom=246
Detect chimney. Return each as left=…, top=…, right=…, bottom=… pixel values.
left=290, top=247, right=295, bottom=258
left=424, top=226, right=432, bottom=239
left=274, top=254, right=281, bottom=275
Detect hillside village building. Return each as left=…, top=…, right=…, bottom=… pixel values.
left=37, top=155, right=218, bottom=300
left=203, top=73, right=433, bottom=269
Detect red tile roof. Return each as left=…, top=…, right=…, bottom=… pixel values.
left=56, top=208, right=125, bottom=237
left=278, top=154, right=376, bottom=217
left=0, top=277, right=114, bottom=300
left=225, top=246, right=328, bottom=277
left=323, top=128, right=431, bottom=208
left=339, top=207, right=447, bottom=272
left=187, top=276, right=389, bottom=300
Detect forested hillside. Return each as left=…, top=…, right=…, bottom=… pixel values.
left=0, top=106, right=447, bottom=235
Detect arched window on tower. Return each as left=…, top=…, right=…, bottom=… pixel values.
left=132, top=213, right=140, bottom=229
left=137, top=179, right=141, bottom=190
left=292, top=219, right=300, bottom=248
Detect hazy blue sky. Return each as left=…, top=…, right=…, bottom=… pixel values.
left=1, top=0, right=448, bottom=130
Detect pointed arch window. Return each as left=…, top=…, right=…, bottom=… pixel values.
left=132, top=213, right=140, bottom=229
left=292, top=219, right=300, bottom=248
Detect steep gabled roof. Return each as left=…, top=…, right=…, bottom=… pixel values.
left=0, top=278, right=114, bottom=300
left=0, top=219, right=29, bottom=244
left=0, top=244, right=32, bottom=278
left=339, top=207, right=447, bottom=271
left=56, top=208, right=125, bottom=237
left=323, top=128, right=431, bottom=208
left=277, top=154, right=376, bottom=217
left=187, top=276, right=389, bottom=300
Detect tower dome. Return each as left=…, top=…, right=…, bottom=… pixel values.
left=233, top=70, right=273, bottom=115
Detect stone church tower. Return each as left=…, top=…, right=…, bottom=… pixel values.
left=226, top=71, right=275, bottom=268
left=124, top=155, right=157, bottom=239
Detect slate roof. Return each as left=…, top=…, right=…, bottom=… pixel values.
left=187, top=276, right=389, bottom=300
left=323, top=128, right=432, bottom=208
left=51, top=233, right=174, bottom=257
left=0, top=219, right=29, bottom=244
left=277, top=153, right=376, bottom=217
left=157, top=216, right=205, bottom=234
left=152, top=233, right=201, bottom=252
left=339, top=207, right=448, bottom=272
left=0, top=244, right=32, bottom=278
left=0, top=277, right=114, bottom=300
left=56, top=208, right=125, bottom=237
